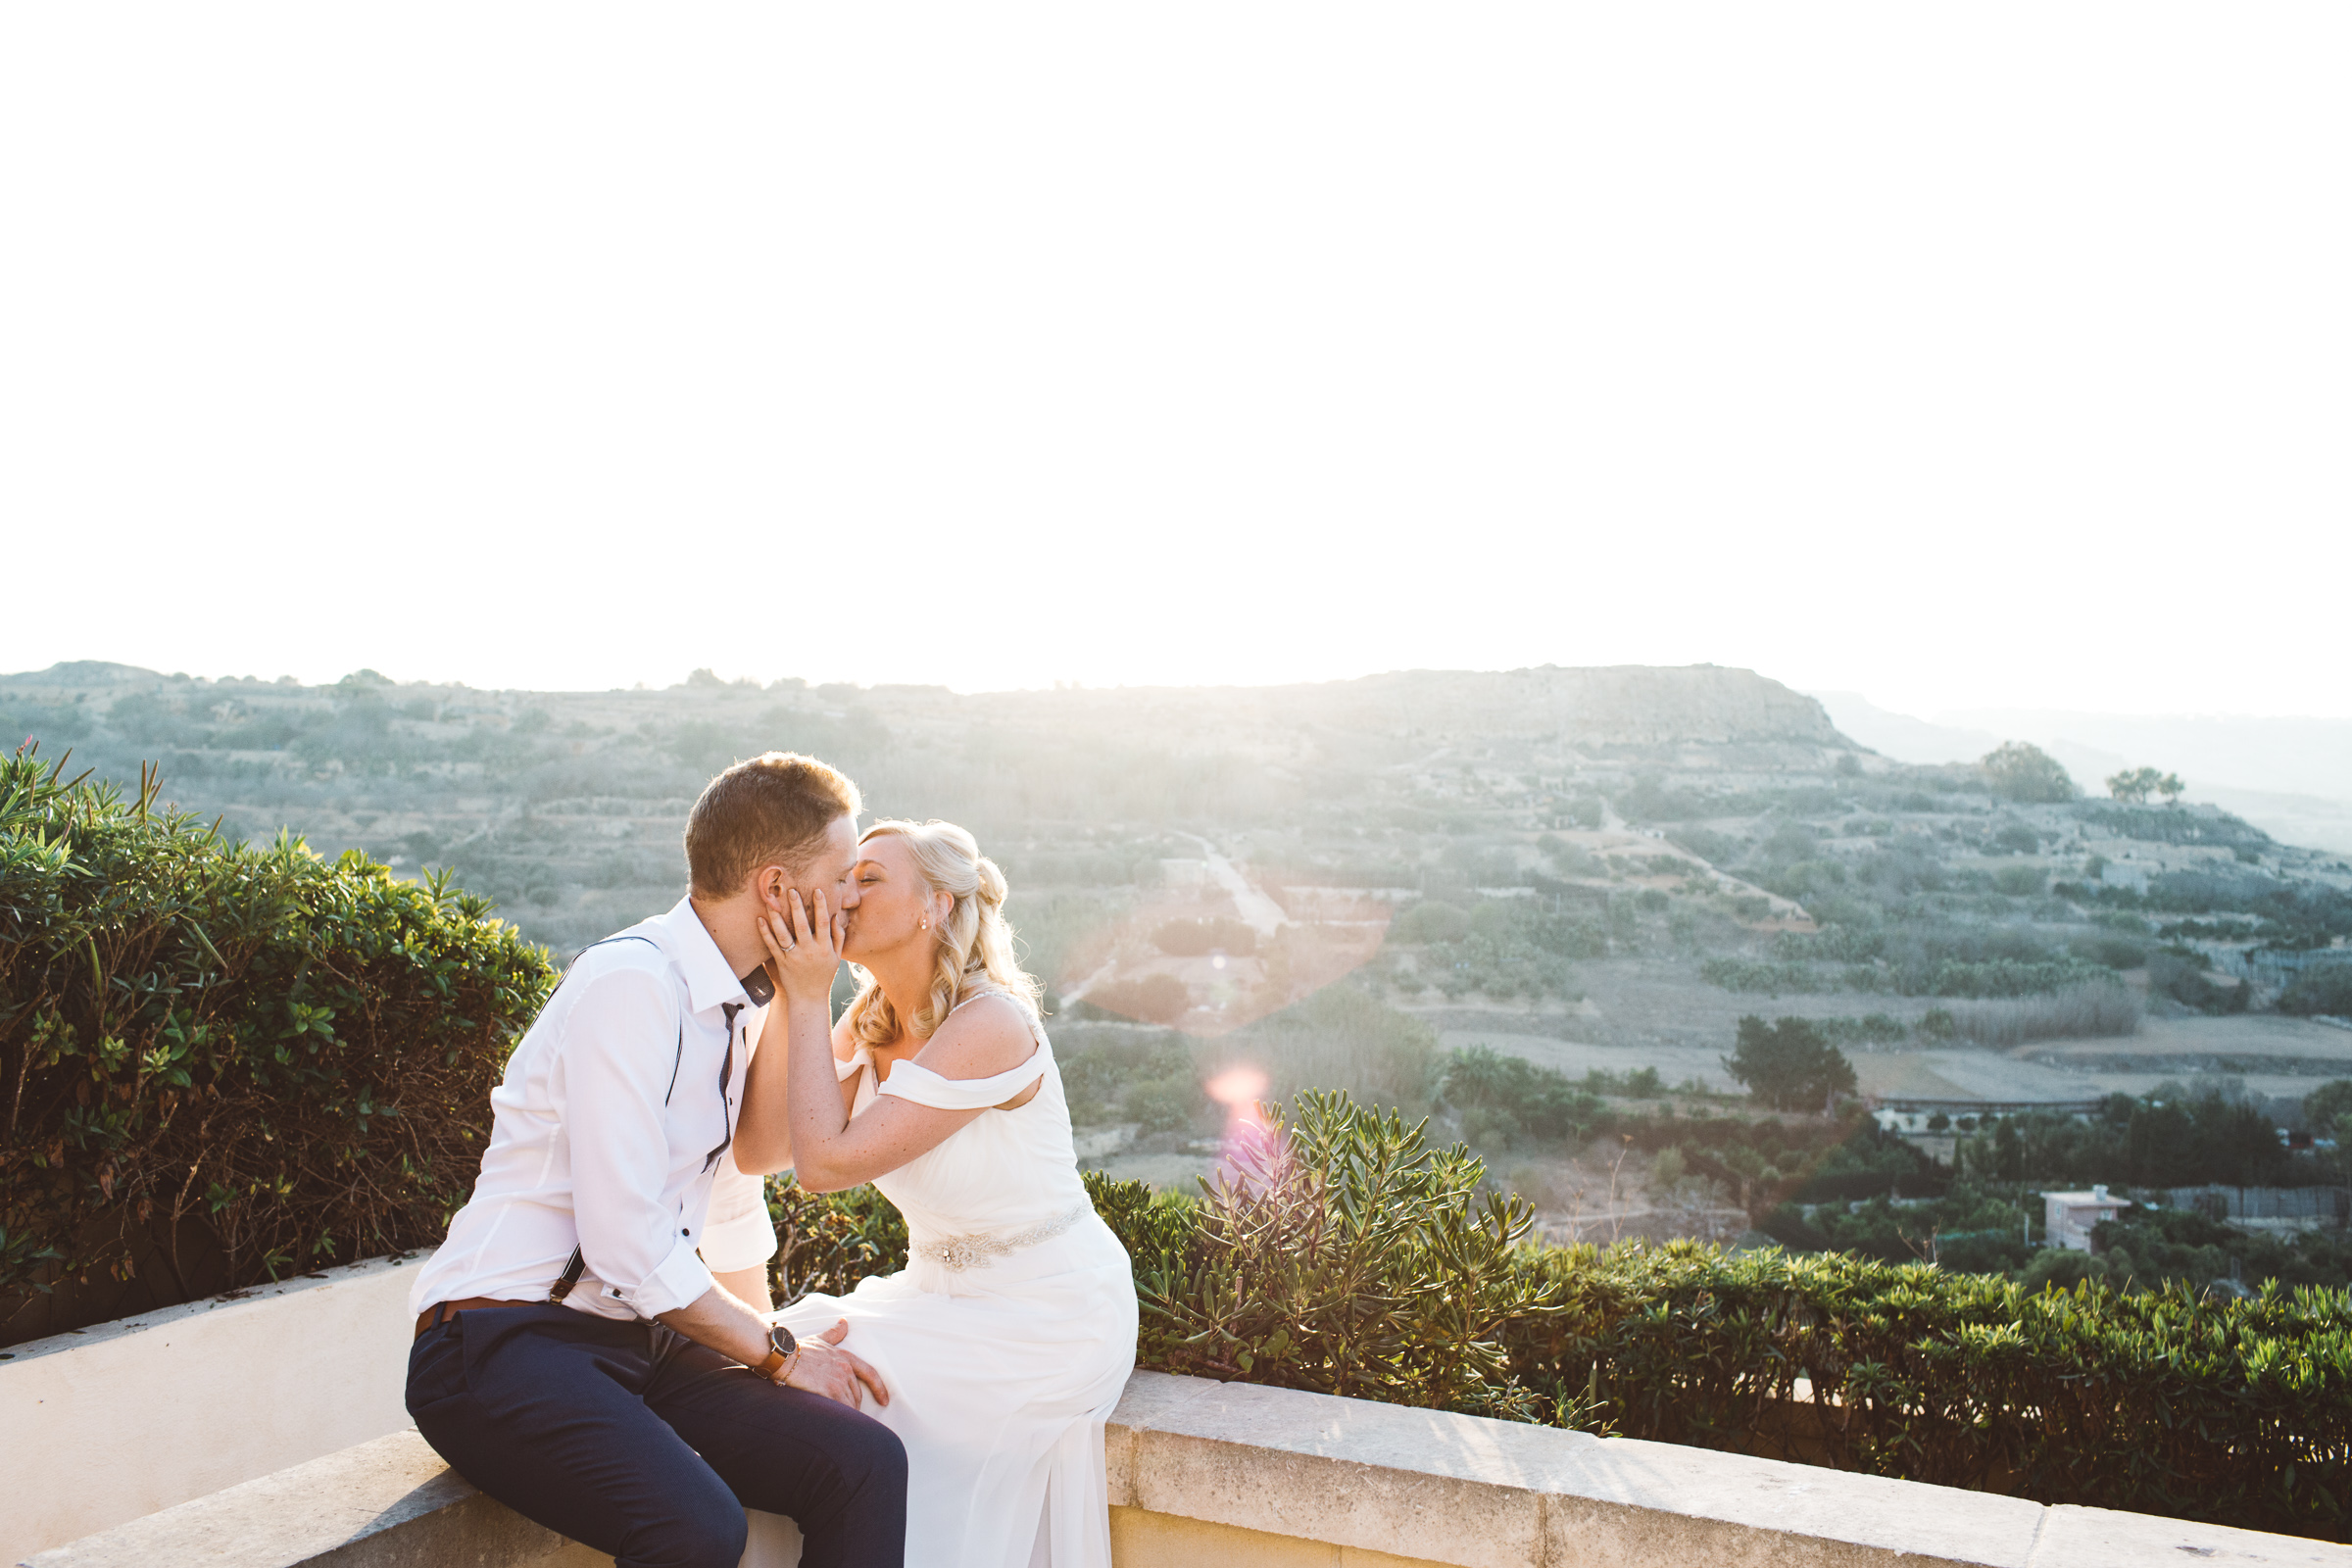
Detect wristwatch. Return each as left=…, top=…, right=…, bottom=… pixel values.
left=756, top=1324, right=799, bottom=1384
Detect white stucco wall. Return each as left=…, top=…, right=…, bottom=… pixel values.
left=0, top=1253, right=419, bottom=1565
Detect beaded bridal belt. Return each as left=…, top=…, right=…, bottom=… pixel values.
left=912, top=1201, right=1092, bottom=1272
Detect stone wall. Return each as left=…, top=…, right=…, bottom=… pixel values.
left=27, top=1365, right=2352, bottom=1568
left=16, top=1261, right=2350, bottom=1568
left=0, top=1253, right=419, bottom=1565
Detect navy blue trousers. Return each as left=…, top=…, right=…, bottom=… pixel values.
left=408, top=1304, right=906, bottom=1568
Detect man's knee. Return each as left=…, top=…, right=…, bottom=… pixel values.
left=823, top=1410, right=908, bottom=1499
left=634, top=1498, right=749, bottom=1568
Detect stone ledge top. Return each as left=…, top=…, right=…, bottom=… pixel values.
left=1, top=1253, right=419, bottom=1368
left=19, top=1428, right=559, bottom=1568
left=1105, top=1371, right=2352, bottom=1568
left=29, top=1370, right=2352, bottom=1568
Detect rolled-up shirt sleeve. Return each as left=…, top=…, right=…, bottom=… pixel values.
left=700, top=1154, right=779, bottom=1274
left=558, top=968, right=716, bottom=1318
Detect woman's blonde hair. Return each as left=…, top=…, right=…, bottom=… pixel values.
left=843, top=818, right=1040, bottom=1048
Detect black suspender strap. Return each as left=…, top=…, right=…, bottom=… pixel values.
left=548, top=1248, right=587, bottom=1303
left=705, top=1003, right=742, bottom=1173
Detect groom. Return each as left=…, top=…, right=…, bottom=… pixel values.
left=405, top=753, right=906, bottom=1568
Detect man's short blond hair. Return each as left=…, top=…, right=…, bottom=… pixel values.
left=685, top=752, right=862, bottom=897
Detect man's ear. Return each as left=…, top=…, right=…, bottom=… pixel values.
left=754, top=865, right=789, bottom=911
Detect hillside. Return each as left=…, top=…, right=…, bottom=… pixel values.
left=0, top=661, right=1857, bottom=949
left=8, top=658, right=2350, bottom=1102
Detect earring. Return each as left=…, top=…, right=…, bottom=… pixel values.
left=920, top=915, right=930, bottom=930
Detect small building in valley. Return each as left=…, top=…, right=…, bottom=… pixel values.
left=2042, top=1185, right=2132, bottom=1252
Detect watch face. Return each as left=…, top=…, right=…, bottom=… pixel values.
left=770, top=1325, right=797, bottom=1356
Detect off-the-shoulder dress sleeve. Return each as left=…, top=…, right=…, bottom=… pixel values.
left=878, top=992, right=1046, bottom=1110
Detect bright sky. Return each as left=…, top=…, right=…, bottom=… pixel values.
left=4, top=7, right=2346, bottom=716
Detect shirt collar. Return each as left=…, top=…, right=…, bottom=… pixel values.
left=646, top=895, right=751, bottom=1016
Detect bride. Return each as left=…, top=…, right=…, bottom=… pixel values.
left=729, top=819, right=1139, bottom=1568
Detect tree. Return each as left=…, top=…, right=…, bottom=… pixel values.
left=2107, top=765, right=2186, bottom=806
left=1982, top=742, right=2076, bottom=804
left=2278, top=966, right=2352, bottom=1019
left=1723, top=1015, right=1857, bottom=1112
left=1087, top=972, right=1193, bottom=1025
left=2306, top=1079, right=2352, bottom=1132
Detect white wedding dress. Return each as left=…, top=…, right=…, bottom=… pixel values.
left=747, top=992, right=1138, bottom=1568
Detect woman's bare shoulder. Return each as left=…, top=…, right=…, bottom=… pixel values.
left=916, top=991, right=1038, bottom=1080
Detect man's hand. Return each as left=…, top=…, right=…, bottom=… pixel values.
left=784, top=1317, right=889, bottom=1409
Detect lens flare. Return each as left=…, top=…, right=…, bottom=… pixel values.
left=1204, top=1063, right=1267, bottom=1110
left=1203, top=1063, right=1278, bottom=1187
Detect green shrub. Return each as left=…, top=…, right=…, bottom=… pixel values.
left=1221, top=987, right=1439, bottom=1116
left=1124, top=1075, right=1205, bottom=1134
left=1991, top=864, right=2045, bottom=897
left=1079, top=971, right=1192, bottom=1025
left=1502, top=1243, right=2350, bottom=1540
left=1151, top=915, right=1257, bottom=957
left=1665, top=826, right=1738, bottom=863
left=1699, top=957, right=1826, bottom=996
left=0, top=752, right=555, bottom=1332
left=2095, top=1206, right=2352, bottom=1295
left=1057, top=1028, right=1200, bottom=1127
left=1952, top=1091, right=2296, bottom=1190
left=1391, top=900, right=1470, bottom=944
left=777, top=1086, right=2352, bottom=1541
left=1988, top=822, right=2042, bottom=856
left=1812, top=1012, right=1909, bottom=1048
left=2069, top=934, right=2147, bottom=969
left=1981, top=742, right=2076, bottom=803
left=1117, top=1091, right=1564, bottom=1419
left=1907, top=957, right=2107, bottom=999
left=2016, top=1246, right=2109, bottom=1291
left=1444, top=1046, right=1606, bottom=1146
left=1940, top=982, right=2141, bottom=1048
left=2150, top=948, right=2249, bottom=1014
left=2279, top=965, right=2352, bottom=1019
left=762, top=1174, right=907, bottom=1303
left=1787, top=1119, right=1940, bottom=1203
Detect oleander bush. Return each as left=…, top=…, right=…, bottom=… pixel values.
left=1515, top=1244, right=2348, bottom=1540
left=779, top=1086, right=2349, bottom=1538
left=797, top=1084, right=2352, bottom=1542
left=761, top=1078, right=2352, bottom=1539
left=1113, top=1091, right=1566, bottom=1420
left=762, top=1173, right=909, bottom=1302
left=0, top=751, right=555, bottom=1337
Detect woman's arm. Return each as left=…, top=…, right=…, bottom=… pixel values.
left=757, top=894, right=1041, bottom=1194
left=734, top=1006, right=864, bottom=1178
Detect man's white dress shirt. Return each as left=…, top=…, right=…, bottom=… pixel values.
left=409, top=896, right=779, bottom=1322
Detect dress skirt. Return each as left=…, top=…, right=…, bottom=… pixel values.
left=748, top=1214, right=1137, bottom=1568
